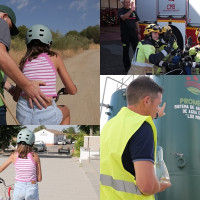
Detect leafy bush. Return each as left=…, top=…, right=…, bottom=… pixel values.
left=11, top=25, right=99, bottom=52
left=75, top=132, right=86, bottom=151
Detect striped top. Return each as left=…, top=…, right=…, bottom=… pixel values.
left=14, top=152, right=37, bottom=182
left=21, top=53, right=57, bottom=97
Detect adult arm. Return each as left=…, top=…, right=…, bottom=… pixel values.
left=134, top=161, right=171, bottom=195
left=136, top=22, right=141, bottom=40
left=0, top=43, right=50, bottom=109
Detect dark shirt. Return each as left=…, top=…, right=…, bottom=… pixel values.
left=122, top=121, right=154, bottom=176
left=0, top=18, right=10, bottom=51
left=118, top=8, right=140, bottom=31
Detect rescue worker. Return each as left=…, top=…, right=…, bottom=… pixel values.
left=118, top=0, right=141, bottom=73
left=128, top=24, right=175, bottom=75
left=156, top=25, right=180, bottom=74
left=187, top=28, right=200, bottom=74
left=100, top=76, right=171, bottom=200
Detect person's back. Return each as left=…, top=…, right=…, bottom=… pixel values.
left=21, top=52, right=57, bottom=97
left=14, top=152, right=37, bottom=182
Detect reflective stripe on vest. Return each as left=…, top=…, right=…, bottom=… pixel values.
left=100, top=174, right=142, bottom=195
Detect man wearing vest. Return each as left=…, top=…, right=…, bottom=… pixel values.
left=128, top=24, right=175, bottom=75
left=100, top=76, right=171, bottom=200
left=0, top=5, right=50, bottom=125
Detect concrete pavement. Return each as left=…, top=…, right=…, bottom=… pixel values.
left=100, top=26, right=134, bottom=75
left=0, top=149, right=99, bottom=200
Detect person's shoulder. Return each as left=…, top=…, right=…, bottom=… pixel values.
left=31, top=152, right=39, bottom=160
left=140, top=121, right=153, bottom=131
left=118, top=7, right=126, bottom=14
left=9, top=152, right=17, bottom=162
left=0, top=18, right=8, bottom=26
left=141, top=38, right=153, bottom=46
left=51, top=52, right=62, bottom=64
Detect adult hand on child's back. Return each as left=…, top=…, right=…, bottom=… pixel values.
left=23, top=80, right=51, bottom=109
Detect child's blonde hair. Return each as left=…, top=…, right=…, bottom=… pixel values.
left=16, top=143, right=33, bottom=159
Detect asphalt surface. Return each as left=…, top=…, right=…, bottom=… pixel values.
left=100, top=26, right=134, bottom=75
left=0, top=145, right=99, bottom=200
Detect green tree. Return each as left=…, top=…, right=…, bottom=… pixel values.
left=17, top=25, right=28, bottom=40
left=33, top=125, right=46, bottom=133
left=0, top=126, right=23, bottom=151
left=63, top=126, right=76, bottom=134
left=65, top=30, right=80, bottom=38
left=78, top=125, right=100, bottom=136
left=80, top=25, right=100, bottom=44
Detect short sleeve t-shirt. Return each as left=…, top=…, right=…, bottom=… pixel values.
left=122, top=121, right=154, bottom=176
left=0, top=18, right=10, bottom=106
left=0, top=18, right=11, bottom=51
left=118, top=8, right=140, bottom=31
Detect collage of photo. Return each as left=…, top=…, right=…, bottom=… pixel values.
left=1, top=0, right=200, bottom=199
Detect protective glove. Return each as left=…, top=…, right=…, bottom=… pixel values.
left=185, top=44, right=190, bottom=51
left=164, top=36, right=175, bottom=53
left=167, top=63, right=177, bottom=70
left=158, top=61, right=168, bottom=68
left=183, top=50, right=189, bottom=56
left=195, top=47, right=200, bottom=52
left=195, top=63, right=200, bottom=68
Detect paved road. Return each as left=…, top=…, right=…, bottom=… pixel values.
left=0, top=146, right=99, bottom=200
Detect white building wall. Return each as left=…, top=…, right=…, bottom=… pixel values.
left=34, top=130, right=55, bottom=144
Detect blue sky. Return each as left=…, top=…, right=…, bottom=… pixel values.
left=2, top=0, right=100, bottom=34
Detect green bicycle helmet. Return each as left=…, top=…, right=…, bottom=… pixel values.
left=17, top=129, right=35, bottom=146
left=26, top=24, right=52, bottom=45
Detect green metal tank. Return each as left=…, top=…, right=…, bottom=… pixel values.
left=154, top=75, right=200, bottom=200
left=107, top=75, right=200, bottom=200
left=107, top=89, right=126, bottom=120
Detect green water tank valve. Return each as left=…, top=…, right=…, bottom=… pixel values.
left=177, top=156, right=187, bottom=168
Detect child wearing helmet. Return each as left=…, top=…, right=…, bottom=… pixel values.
left=128, top=24, right=175, bottom=75
left=0, top=129, right=42, bottom=200
left=12, top=24, right=77, bottom=125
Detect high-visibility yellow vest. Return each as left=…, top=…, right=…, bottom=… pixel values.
left=100, top=107, right=157, bottom=200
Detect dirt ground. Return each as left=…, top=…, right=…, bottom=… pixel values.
left=5, top=49, right=100, bottom=125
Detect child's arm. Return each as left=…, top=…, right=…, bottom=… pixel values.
left=0, top=154, right=13, bottom=173
left=34, top=153, right=42, bottom=182
left=56, top=54, right=77, bottom=95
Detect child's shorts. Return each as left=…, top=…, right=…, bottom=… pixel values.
left=16, top=96, right=63, bottom=125
left=13, top=181, right=39, bottom=200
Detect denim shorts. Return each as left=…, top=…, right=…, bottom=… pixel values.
left=16, top=96, right=63, bottom=125
left=13, top=181, right=39, bottom=200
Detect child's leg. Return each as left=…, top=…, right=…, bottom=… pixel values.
left=57, top=105, right=70, bottom=125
